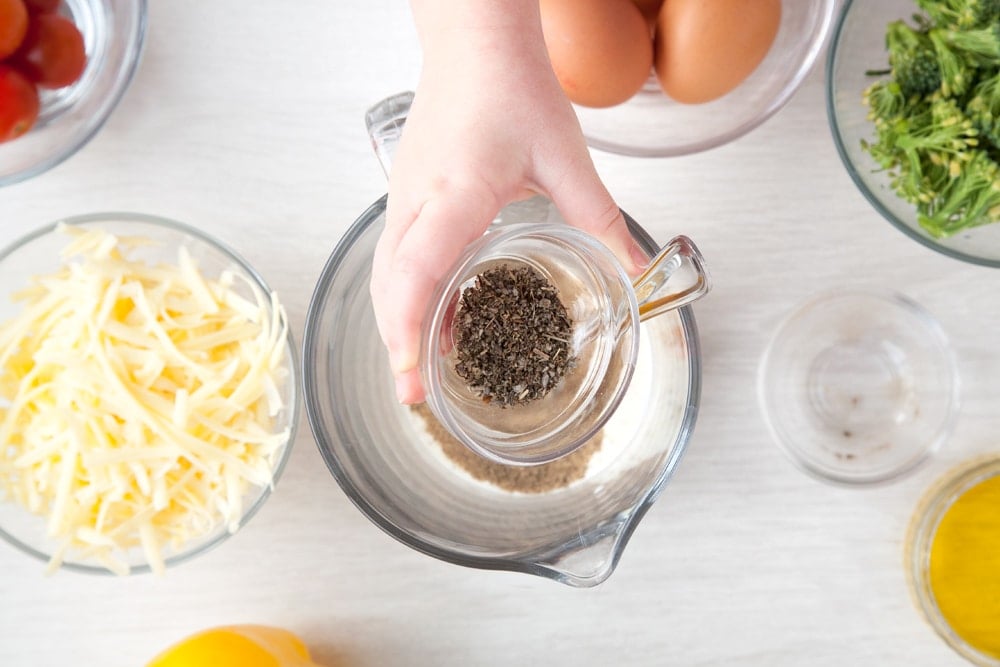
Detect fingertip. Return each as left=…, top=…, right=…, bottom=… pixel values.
left=603, top=221, right=647, bottom=278
left=590, top=220, right=647, bottom=279
left=544, top=173, right=642, bottom=277
left=394, top=369, right=425, bottom=404
left=389, top=344, right=419, bottom=378
left=629, top=240, right=651, bottom=276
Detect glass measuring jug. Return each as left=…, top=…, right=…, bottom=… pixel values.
left=300, top=91, right=704, bottom=587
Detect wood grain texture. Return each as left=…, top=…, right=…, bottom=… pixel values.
left=1, top=0, right=993, bottom=665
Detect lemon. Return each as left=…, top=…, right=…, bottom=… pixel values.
left=147, top=625, right=320, bottom=667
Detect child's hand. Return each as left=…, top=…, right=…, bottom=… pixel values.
left=371, top=0, right=645, bottom=404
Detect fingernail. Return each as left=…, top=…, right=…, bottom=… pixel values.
left=389, top=348, right=418, bottom=376
left=630, top=242, right=650, bottom=273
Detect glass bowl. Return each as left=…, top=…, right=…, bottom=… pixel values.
left=576, top=0, right=835, bottom=157
left=0, top=0, right=147, bottom=187
left=758, top=289, right=960, bottom=486
left=0, top=213, right=299, bottom=575
left=420, top=223, right=640, bottom=466
left=827, top=0, right=1000, bottom=267
left=303, top=195, right=701, bottom=587
left=906, top=456, right=1000, bottom=666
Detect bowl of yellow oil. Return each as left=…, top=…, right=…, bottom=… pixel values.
left=906, top=456, right=1000, bottom=665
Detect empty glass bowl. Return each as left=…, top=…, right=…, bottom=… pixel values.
left=303, top=195, right=701, bottom=587
left=827, top=0, right=1000, bottom=266
left=576, top=0, right=835, bottom=157
left=0, top=0, right=147, bottom=187
left=758, top=289, right=960, bottom=485
left=0, top=213, right=299, bottom=574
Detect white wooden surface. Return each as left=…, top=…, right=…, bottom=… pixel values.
left=2, top=1, right=997, bottom=665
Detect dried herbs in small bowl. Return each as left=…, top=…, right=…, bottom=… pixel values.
left=419, top=222, right=639, bottom=466
left=454, top=264, right=576, bottom=407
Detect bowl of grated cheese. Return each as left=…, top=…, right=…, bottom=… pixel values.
left=0, top=213, right=298, bottom=575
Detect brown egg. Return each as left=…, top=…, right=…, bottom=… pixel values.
left=540, top=0, right=653, bottom=108
left=654, top=0, right=781, bottom=104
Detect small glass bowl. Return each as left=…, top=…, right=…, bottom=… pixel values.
left=0, top=213, right=299, bottom=574
left=421, top=223, right=638, bottom=466
left=827, top=0, right=1000, bottom=267
left=576, top=0, right=835, bottom=157
left=758, top=289, right=960, bottom=486
left=906, top=456, right=1000, bottom=666
left=0, top=0, right=147, bottom=187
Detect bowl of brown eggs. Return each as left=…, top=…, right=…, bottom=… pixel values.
left=540, top=0, right=837, bottom=157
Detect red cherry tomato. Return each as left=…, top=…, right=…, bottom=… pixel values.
left=0, top=65, right=40, bottom=143
left=0, top=0, right=29, bottom=60
left=12, top=13, right=86, bottom=89
left=23, top=0, right=61, bottom=12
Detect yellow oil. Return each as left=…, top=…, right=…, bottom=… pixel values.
left=929, top=474, right=1000, bottom=659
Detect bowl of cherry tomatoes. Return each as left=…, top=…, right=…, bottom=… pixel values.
left=0, top=0, right=146, bottom=187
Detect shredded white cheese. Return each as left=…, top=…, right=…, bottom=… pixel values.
left=0, top=225, right=290, bottom=576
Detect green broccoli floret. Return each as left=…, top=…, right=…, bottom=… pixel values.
left=863, top=79, right=910, bottom=125
left=882, top=98, right=978, bottom=199
left=971, top=0, right=1000, bottom=25
left=886, top=20, right=942, bottom=96
left=919, top=150, right=1000, bottom=236
left=932, top=24, right=1000, bottom=66
left=863, top=92, right=995, bottom=237
left=897, top=96, right=979, bottom=155
left=916, top=0, right=1000, bottom=29
left=928, top=27, right=977, bottom=95
left=965, top=70, right=1000, bottom=149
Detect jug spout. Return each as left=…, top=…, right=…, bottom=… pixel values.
left=530, top=519, right=632, bottom=588
left=365, top=91, right=414, bottom=178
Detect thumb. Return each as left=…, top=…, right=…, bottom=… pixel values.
left=544, top=161, right=648, bottom=275
left=375, top=186, right=500, bottom=404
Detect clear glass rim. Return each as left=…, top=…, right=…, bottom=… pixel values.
left=302, top=196, right=702, bottom=582
left=0, top=0, right=149, bottom=188
left=825, top=0, right=1000, bottom=269
left=584, top=0, right=837, bottom=158
left=0, top=211, right=301, bottom=575
left=757, top=287, right=961, bottom=487
left=905, top=456, right=1000, bottom=666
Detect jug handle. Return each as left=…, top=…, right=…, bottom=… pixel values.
left=365, top=91, right=415, bottom=178
left=633, top=235, right=711, bottom=322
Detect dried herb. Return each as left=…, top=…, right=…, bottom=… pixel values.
left=454, top=264, right=574, bottom=407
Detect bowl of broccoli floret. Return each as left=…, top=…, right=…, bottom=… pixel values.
left=828, top=0, right=1000, bottom=267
